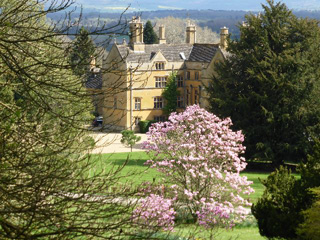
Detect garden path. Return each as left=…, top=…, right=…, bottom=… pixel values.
left=89, top=132, right=148, bottom=154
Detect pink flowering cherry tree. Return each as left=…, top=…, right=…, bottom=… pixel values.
left=142, top=105, right=254, bottom=229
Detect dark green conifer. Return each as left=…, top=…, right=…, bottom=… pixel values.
left=143, top=20, right=158, bottom=44
left=69, top=27, right=96, bottom=77
left=208, top=0, right=320, bottom=166
left=162, top=72, right=180, bottom=116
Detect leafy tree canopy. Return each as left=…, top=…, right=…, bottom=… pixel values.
left=208, top=0, right=320, bottom=166
left=154, top=17, right=219, bottom=44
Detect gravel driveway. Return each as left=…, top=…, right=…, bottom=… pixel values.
left=89, top=132, right=148, bottom=154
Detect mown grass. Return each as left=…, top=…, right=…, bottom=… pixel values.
left=175, top=223, right=264, bottom=240
left=88, top=151, right=270, bottom=202
left=88, top=151, right=300, bottom=240
left=88, top=151, right=161, bottom=183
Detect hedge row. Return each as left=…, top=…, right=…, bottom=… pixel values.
left=138, top=120, right=157, bottom=133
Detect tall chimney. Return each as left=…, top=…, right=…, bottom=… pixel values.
left=220, top=26, right=229, bottom=50
left=129, top=16, right=145, bottom=52
left=159, top=25, right=166, bottom=44
left=90, top=56, right=96, bottom=71
left=186, top=21, right=196, bottom=44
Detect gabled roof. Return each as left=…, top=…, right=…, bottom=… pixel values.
left=150, top=50, right=167, bottom=62
left=86, top=70, right=102, bottom=89
left=116, top=44, right=193, bottom=63
left=188, top=43, right=220, bottom=62
left=115, top=43, right=222, bottom=63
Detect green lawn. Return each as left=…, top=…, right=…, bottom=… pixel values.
left=240, top=172, right=268, bottom=203
left=215, top=227, right=263, bottom=240
left=175, top=224, right=264, bottom=240
left=88, top=151, right=296, bottom=240
left=88, top=151, right=161, bottom=183
left=89, top=152, right=269, bottom=202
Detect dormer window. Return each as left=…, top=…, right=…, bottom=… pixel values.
left=155, top=62, right=165, bottom=70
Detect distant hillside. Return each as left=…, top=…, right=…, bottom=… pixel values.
left=48, top=9, right=250, bottom=22
left=48, top=9, right=320, bottom=41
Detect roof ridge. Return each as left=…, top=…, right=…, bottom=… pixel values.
left=116, top=43, right=220, bottom=63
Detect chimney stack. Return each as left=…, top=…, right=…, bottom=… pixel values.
left=186, top=21, right=196, bottom=44
left=90, top=56, right=96, bottom=71
left=159, top=25, right=166, bottom=44
left=220, top=26, right=229, bottom=50
left=129, top=16, right=145, bottom=52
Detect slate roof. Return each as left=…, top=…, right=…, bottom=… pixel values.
left=188, top=43, right=220, bottom=62
left=116, top=43, right=221, bottom=63
left=116, top=44, right=192, bottom=63
left=86, top=70, right=102, bottom=89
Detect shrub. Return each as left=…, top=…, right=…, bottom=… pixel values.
left=252, top=139, right=320, bottom=239
left=296, top=140, right=320, bottom=239
left=138, top=121, right=149, bottom=133
left=120, top=130, right=141, bottom=152
left=138, top=120, right=157, bottom=133
left=251, top=167, right=302, bottom=239
left=297, top=187, right=320, bottom=240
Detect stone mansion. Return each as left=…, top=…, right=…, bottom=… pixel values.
left=100, top=17, right=229, bottom=131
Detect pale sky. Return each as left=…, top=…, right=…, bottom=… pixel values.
left=74, top=0, right=320, bottom=11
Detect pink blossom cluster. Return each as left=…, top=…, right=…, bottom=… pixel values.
left=132, top=194, right=176, bottom=231
left=142, top=105, right=254, bottom=228
left=196, top=202, right=234, bottom=228
left=196, top=202, right=250, bottom=228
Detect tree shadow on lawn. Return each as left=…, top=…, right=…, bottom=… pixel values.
left=111, top=158, right=147, bottom=167
left=131, top=142, right=144, bottom=150
left=98, top=152, right=150, bottom=167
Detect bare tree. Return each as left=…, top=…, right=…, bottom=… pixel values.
left=0, top=0, right=154, bottom=239
left=154, top=17, right=220, bottom=44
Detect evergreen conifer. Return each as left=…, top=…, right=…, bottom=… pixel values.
left=208, top=0, right=320, bottom=166
left=143, top=21, right=158, bottom=44
left=69, top=27, right=96, bottom=77
left=162, top=73, right=179, bottom=116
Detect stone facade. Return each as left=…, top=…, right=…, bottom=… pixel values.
left=102, top=17, right=229, bottom=131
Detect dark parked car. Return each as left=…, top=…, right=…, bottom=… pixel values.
left=92, top=116, right=103, bottom=127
